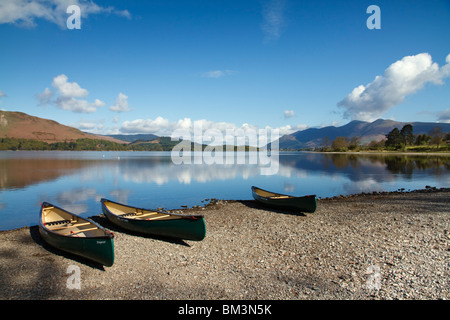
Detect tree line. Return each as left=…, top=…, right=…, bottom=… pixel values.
left=0, top=138, right=129, bottom=151
left=320, top=124, right=450, bottom=152
left=0, top=137, right=255, bottom=152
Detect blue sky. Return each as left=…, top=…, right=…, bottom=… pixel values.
left=0, top=0, right=449, bottom=139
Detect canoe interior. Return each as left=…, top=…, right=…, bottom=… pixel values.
left=103, top=200, right=191, bottom=221
left=253, top=187, right=294, bottom=199
left=101, top=198, right=206, bottom=241
left=41, top=204, right=106, bottom=238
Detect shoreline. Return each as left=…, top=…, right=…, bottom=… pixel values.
left=1, top=188, right=448, bottom=300
left=310, top=150, right=450, bottom=156
left=1, top=149, right=450, bottom=155
left=1, top=187, right=448, bottom=233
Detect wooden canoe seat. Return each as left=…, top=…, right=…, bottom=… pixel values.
left=63, top=227, right=98, bottom=236
left=145, top=214, right=171, bottom=220
left=120, top=211, right=161, bottom=219
left=269, top=195, right=291, bottom=199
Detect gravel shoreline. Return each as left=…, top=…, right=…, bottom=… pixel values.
left=0, top=188, right=448, bottom=300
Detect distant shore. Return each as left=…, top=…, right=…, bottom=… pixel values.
left=1, top=187, right=448, bottom=300
left=311, top=150, right=450, bottom=156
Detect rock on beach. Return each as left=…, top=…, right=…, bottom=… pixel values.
left=0, top=188, right=448, bottom=300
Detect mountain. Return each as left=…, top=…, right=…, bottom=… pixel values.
left=278, top=119, right=450, bottom=150
left=105, top=133, right=158, bottom=143
left=0, top=111, right=126, bottom=144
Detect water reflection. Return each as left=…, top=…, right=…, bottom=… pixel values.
left=4, top=152, right=448, bottom=189
left=0, top=157, right=97, bottom=189
left=0, top=151, right=449, bottom=230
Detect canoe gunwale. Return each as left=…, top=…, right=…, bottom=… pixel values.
left=100, top=198, right=207, bottom=241
left=251, top=186, right=316, bottom=201
left=40, top=202, right=114, bottom=240
left=100, top=198, right=205, bottom=220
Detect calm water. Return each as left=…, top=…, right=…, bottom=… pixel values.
left=1, top=151, right=449, bottom=230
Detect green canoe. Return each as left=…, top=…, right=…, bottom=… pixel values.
left=100, top=198, right=206, bottom=241
left=39, top=202, right=114, bottom=267
left=251, top=186, right=317, bottom=213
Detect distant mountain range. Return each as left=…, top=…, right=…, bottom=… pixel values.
left=104, top=133, right=158, bottom=143
left=277, top=119, right=450, bottom=150
left=2, top=111, right=450, bottom=150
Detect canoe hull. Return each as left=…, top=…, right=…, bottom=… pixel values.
left=39, top=203, right=114, bottom=267
left=39, top=226, right=115, bottom=266
left=251, top=186, right=317, bottom=213
left=101, top=199, right=206, bottom=241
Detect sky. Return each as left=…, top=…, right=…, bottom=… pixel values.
left=0, top=0, right=450, bottom=141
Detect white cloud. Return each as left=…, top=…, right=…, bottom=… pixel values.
left=109, top=92, right=131, bottom=112
left=338, top=53, right=450, bottom=121
left=284, top=110, right=295, bottom=118
left=201, top=70, right=237, bottom=78
left=120, top=117, right=171, bottom=135
left=36, top=87, right=53, bottom=105
left=74, top=118, right=106, bottom=134
left=119, top=116, right=307, bottom=146
left=38, top=74, right=105, bottom=113
left=52, top=74, right=88, bottom=98
left=0, top=0, right=131, bottom=28
left=54, top=96, right=105, bottom=113
left=261, top=0, right=286, bottom=43
left=78, top=122, right=97, bottom=130
left=437, top=109, right=450, bottom=123
left=278, top=124, right=308, bottom=136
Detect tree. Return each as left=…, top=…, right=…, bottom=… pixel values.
left=400, top=124, right=414, bottom=146
left=385, top=128, right=402, bottom=149
left=367, top=139, right=385, bottom=150
left=415, top=134, right=430, bottom=146
left=331, top=136, right=349, bottom=151
left=429, top=127, right=445, bottom=147
left=348, top=136, right=361, bottom=150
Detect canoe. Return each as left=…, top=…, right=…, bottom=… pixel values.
left=100, top=198, right=206, bottom=241
left=251, top=186, right=317, bottom=213
left=39, top=202, right=114, bottom=267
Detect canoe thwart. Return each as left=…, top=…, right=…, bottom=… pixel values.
left=45, top=219, right=72, bottom=226
left=63, top=227, right=99, bottom=236
left=119, top=212, right=137, bottom=217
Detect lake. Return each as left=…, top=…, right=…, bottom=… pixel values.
left=1, top=150, right=449, bottom=231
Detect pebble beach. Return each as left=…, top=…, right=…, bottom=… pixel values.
left=0, top=188, right=448, bottom=300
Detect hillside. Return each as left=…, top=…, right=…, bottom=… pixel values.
left=278, top=119, right=450, bottom=150
left=105, top=133, right=158, bottom=143
left=0, top=111, right=126, bottom=144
